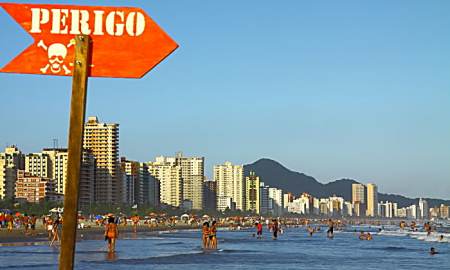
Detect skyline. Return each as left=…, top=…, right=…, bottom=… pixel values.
left=1, top=0, right=450, bottom=199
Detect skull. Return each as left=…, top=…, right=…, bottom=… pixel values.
left=47, top=44, right=68, bottom=73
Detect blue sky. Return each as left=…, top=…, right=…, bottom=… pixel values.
left=1, top=0, right=449, bottom=199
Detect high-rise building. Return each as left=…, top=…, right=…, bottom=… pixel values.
left=418, top=198, right=429, bottom=220
left=41, top=148, right=68, bottom=194
left=214, top=162, right=244, bottom=211
left=352, top=183, right=366, bottom=217
left=15, top=170, right=62, bottom=203
left=41, top=148, right=95, bottom=208
left=283, top=193, right=294, bottom=213
left=203, top=180, right=217, bottom=211
left=175, top=153, right=204, bottom=210
left=366, top=183, right=378, bottom=217
left=259, top=182, right=270, bottom=215
left=25, top=152, right=51, bottom=178
left=406, top=204, right=417, bottom=219
left=148, top=157, right=182, bottom=207
left=268, top=187, right=283, bottom=216
left=328, top=196, right=344, bottom=216
left=245, top=171, right=260, bottom=213
left=120, top=157, right=141, bottom=205
left=287, top=195, right=310, bottom=215
left=343, top=201, right=353, bottom=216
left=139, top=162, right=160, bottom=208
left=0, top=146, right=25, bottom=200
left=79, top=150, right=96, bottom=208
left=83, top=116, right=120, bottom=203
left=378, top=201, right=398, bottom=218
left=439, top=204, right=449, bottom=219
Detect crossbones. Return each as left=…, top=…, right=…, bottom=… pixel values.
left=38, top=39, right=75, bottom=75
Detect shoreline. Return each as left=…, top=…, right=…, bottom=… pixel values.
left=0, top=224, right=200, bottom=245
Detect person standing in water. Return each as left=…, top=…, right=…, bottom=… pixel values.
left=257, top=222, right=263, bottom=239
left=105, top=216, right=118, bottom=252
left=327, top=219, right=334, bottom=238
left=209, top=220, right=217, bottom=249
left=202, top=221, right=210, bottom=249
left=272, top=219, right=279, bottom=240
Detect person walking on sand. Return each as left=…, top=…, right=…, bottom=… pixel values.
left=30, top=214, right=37, bottom=236
left=105, top=216, right=118, bottom=252
left=22, top=214, right=30, bottom=235
left=46, top=216, right=53, bottom=240
left=50, top=216, right=60, bottom=246
left=131, top=214, right=140, bottom=233
left=6, top=213, right=13, bottom=232
left=202, top=221, right=210, bottom=249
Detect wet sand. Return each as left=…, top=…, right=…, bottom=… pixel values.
left=0, top=224, right=199, bottom=245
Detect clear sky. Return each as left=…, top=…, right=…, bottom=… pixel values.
left=1, top=0, right=449, bottom=199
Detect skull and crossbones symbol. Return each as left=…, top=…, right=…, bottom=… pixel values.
left=38, top=39, right=75, bottom=75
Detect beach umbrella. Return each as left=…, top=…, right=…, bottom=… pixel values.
left=15, top=212, right=21, bottom=217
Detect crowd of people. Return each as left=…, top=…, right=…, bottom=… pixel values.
left=0, top=212, right=39, bottom=235
left=1, top=210, right=445, bottom=256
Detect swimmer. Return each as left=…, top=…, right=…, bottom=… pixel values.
left=307, top=226, right=315, bottom=237
left=439, top=235, right=444, bottom=241
left=430, top=247, right=438, bottom=255
left=359, top=231, right=367, bottom=240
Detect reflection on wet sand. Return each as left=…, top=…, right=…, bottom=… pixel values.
left=0, top=241, right=48, bottom=247
left=106, top=251, right=117, bottom=261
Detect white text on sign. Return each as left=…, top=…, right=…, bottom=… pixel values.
left=30, top=8, right=146, bottom=36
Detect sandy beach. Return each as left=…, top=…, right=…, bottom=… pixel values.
left=0, top=223, right=199, bottom=245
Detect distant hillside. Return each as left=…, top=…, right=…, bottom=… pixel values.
left=243, top=158, right=450, bottom=208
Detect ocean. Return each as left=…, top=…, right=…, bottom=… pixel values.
left=0, top=226, right=449, bottom=270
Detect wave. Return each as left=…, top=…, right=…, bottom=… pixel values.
left=378, top=229, right=450, bottom=243
left=363, top=246, right=419, bottom=252
left=82, top=252, right=204, bottom=265
left=154, top=241, right=185, bottom=246
left=1, top=263, right=57, bottom=269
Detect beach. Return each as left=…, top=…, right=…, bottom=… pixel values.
left=0, top=225, right=449, bottom=270
left=0, top=223, right=199, bottom=245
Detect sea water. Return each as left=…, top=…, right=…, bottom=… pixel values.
left=0, top=226, right=449, bottom=270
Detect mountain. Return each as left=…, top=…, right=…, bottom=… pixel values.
left=243, top=158, right=450, bottom=208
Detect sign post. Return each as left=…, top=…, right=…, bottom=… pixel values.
left=1, top=3, right=178, bottom=270
left=59, top=34, right=91, bottom=270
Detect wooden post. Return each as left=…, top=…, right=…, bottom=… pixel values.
left=59, top=34, right=91, bottom=270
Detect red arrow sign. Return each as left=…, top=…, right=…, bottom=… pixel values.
left=0, top=3, right=178, bottom=78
